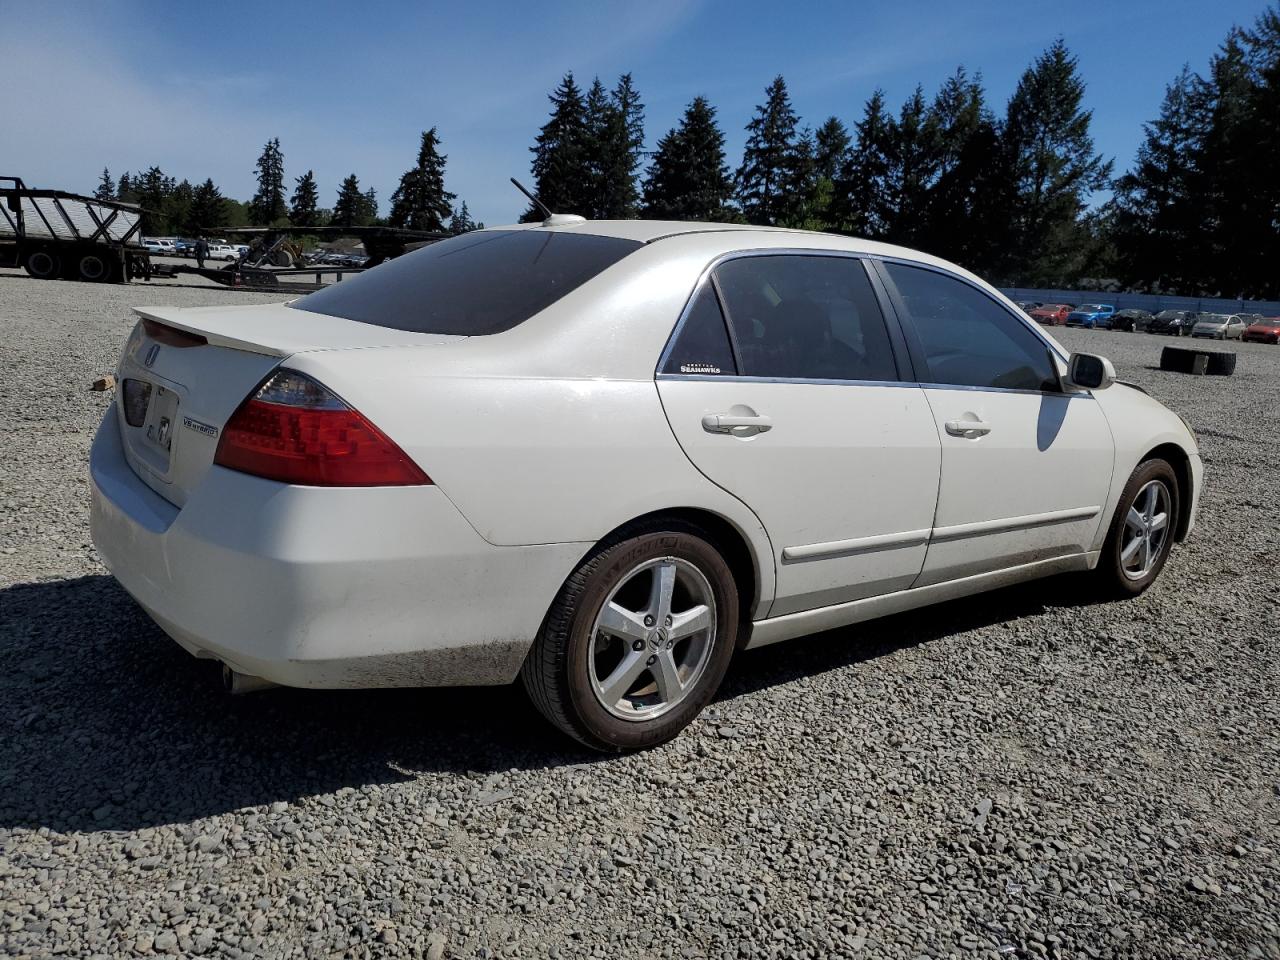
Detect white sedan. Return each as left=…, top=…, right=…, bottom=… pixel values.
left=90, top=219, right=1202, bottom=751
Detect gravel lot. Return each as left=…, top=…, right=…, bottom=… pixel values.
left=1, top=268, right=1278, bottom=960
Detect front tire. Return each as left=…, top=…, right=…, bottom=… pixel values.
left=522, top=521, right=739, bottom=752
left=1095, top=459, right=1179, bottom=598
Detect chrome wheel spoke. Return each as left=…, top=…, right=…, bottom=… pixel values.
left=598, top=602, right=648, bottom=642
left=1121, top=537, right=1143, bottom=565
left=669, top=604, right=711, bottom=640
left=647, top=560, right=676, bottom=624
left=598, top=650, right=649, bottom=706
left=1125, top=507, right=1145, bottom=534
left=652, top=649, right=683, bottom=701
left=1149, top=511, right=1168, bottom=535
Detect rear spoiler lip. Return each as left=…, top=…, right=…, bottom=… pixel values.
left=130, top=305, right=466, bottom=358
left=133, top=306, right=289, bottom=357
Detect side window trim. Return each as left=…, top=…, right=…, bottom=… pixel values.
left=869, top=255, right=1069, bottom=395
left=656, top=249, right=914, bottom=385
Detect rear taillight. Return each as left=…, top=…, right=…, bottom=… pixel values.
left=213, top=370, right=430, bottom=487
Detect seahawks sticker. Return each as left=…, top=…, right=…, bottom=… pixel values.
left=680, top=362, right=722, bottom=374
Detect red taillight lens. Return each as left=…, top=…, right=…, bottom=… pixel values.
left=213, top=370, right=430, bottom=487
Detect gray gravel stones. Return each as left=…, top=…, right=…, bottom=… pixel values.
left=1, top=270, right=1279, bottom=959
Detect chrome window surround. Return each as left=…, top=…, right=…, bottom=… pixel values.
left=655, top=248, right=912, bottom=386
left=654, top=248, right=1082, bottom=399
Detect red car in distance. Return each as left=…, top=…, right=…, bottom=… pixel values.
left=1029, top=303, right=1073, bottom=325
left=1242, top=316, right=1280, bottom=344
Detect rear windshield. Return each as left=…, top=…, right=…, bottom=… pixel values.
left=293, top=230, right=642, bottom=335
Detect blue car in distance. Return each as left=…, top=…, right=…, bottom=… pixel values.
left=1065, top=303, right=1115, bottom=329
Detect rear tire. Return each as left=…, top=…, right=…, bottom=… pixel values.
left=22, top=249, right=60, bottom=280
left=522, top=520, right=739, bottom=752
left=77, top=252, right=112, bottom=282
left=1095, top=459, right=1179, bottom=598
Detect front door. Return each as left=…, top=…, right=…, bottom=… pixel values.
left=876, top=260, right=1114, bottom=586
left=656, top=254, right=941, bottom=617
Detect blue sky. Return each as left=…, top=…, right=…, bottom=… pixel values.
left=0, top=0, right=1267, bottom=226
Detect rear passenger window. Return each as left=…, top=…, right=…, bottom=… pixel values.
left=661, top=285, right=738, bottom=376
left=713, top=255, right=899, bottom=381
left=884, top=263, right=1058, bottom=392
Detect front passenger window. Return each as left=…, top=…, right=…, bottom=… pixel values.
left=884, top=263, right=1058, bottom=392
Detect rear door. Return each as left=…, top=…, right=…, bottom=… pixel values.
left=875, top=260, right=1114, bottom=586
left=656, top=253, right=941, bottom=617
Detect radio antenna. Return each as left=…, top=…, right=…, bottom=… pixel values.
left=510, top=178, right=553, bottom=220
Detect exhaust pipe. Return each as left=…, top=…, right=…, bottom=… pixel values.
left=221, top=663, right=279, bottom=695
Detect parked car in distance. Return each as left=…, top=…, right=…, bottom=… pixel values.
left=1192, top=313, right=1247, bottom=340
left=206, top=243, right=240, bottom=262
left=1108, top=309, right=1154, bottom=332
left=1030, top=303, right=1074, bottom=325
left=1015, top=301, right=1041, bottom=314
left=1066, top=304, right=1115, bottom=329
left=88, top=219, right=1203, bottom=751
left=141, top=238, right=176, bottom=256
left=1147, top=310, right=1198, bottom=337
left=1242, top=316, right=1280, bottom=343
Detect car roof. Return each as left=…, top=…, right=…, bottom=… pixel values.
left=481, top=219, right=960, bottom=266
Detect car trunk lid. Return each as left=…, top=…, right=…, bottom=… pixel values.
left=116, top=303, right=463, bottom=507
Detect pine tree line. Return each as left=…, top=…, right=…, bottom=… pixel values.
left=1109, top=7, right=1280, bottom=297
left=88, top=4, right=1279, bottom=295
left=95, top=129, right=483, bottom=238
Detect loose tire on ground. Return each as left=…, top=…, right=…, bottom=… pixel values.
left=1095, top=458, right=1180, bottom=598
left=1160, top=345, right=1236, bottom=376
left=22, top=249, right=61, bottom=280
left=522, top=519, right=740, bottom=752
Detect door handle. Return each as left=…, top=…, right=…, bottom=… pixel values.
left=702, top=413, right=773, bottom=435
left=944, top=418, right=991, bottom=438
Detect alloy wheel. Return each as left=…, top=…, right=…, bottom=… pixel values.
left=1121, top=480, right=1171, bottom=581
left=587, top=557, right=717, bottom=721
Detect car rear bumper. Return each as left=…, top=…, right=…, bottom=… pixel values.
left=89, top=409, right=585, bottom=688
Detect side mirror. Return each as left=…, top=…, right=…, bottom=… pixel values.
left=1065, top=353, right=1116, bottom=391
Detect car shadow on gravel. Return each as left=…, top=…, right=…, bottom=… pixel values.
left=0, top=572, right=1106, bottom=833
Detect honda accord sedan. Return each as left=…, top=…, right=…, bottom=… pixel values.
left=90, top=219, right=1202, bottom=751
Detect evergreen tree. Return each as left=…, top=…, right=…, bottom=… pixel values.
left=449, top=201, right=483, bottom=234
left=1242, top=4, right=1280, bottom=296
left=778, top=127, right=821, bottom=228
left=1110, top=67, right=1212, bottom=292
left=249, top=138, right=287, bottom=224
left=884, top=86, right=937, bottom=246
left=135, top=167, right=174, bottom=234
left=362, top=187, right=379, bottom=225
left=587, top=73, right=645, bottom=219
left=736, top=76, right=800, bottom=225
left=814, top=117, right=852, bottom=181
left=1201, top=29, right=1265, bottom=295
left=920, top=67, right=1001, bottom=266
left=290, top=170, right=321, bottom=228
left=116, top=172, right=136, bottom=203
left=166, top=179, right=194, bottom=236
left=188, top=179, right=227, bottom=233
left=833, top=90, right=894, bottom=237
left=1001, top=39, right=1112, bottom=284
left=641, top=96, right=734, bottom=221
left=332, top=174, right=365, bottom=229
left=94, top=168, right=114, bottom=201
left=388, top=128, right=456, bottom=231
left=524, top=73, right=592, bottom=220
